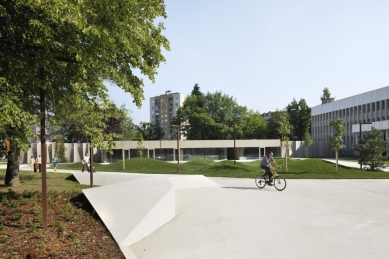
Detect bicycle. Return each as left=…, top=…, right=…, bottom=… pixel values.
left=255, top=167, right=286, bottom=191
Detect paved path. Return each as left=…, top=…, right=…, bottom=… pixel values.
left=128, top=178, right=389, bottom=259
left=3, top=160, right=389, bottom=258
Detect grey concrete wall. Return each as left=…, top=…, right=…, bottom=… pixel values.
left=20, top=139, right=343, bottom=163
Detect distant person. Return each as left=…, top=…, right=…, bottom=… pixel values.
left=36, top=154, right=41, bottom=163
left=82, top=153, right=90, bottom=172
left=260, top=151, right=279, bottom=186
left=36, top=155, right=42, bottom=172
left=53, top=154, right=59, bottom=172
left=29, top=155, right=35, bottom=172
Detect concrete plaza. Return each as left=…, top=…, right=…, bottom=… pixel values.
left=4, top=161, right=389, bottom=258
left=127, top=177, right=389, bottom=259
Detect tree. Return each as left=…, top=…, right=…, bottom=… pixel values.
left=320, top=87, right=335, bottom=104
left=173, top=90, right=249, bottom=140
left=240, top=110, right=267, bottom=139
left=266, top=111, right=286, bottom=139
left=0, top=79, right=36, bottom=186
left=277, top=110, right=292, bottom=170
left=191, top=83, right=202, bottom=96
left=137, top=133, right=145, bottom=158
left=54, top=135, right=68, bottom=163
left=352, top=127, right=388, bottom=171
left=328, top=118, right=346, bottom=172
left=302, top=131, right=313, bottom=158
left=1, top=0, right=169, bottom=186
left=136, top=122, right=164, bottom=140
left=286, top=98, right=311, bottom=140
left=118, top=105, right=137, bottom=141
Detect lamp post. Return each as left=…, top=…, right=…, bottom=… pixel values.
left=359, top=122, right=372, bottom=169
left=234, top=125, right=236, bottom=165
left=172, top=124, right=180, bottom=173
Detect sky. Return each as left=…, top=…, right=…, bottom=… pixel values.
left=106, top=0, right=389, bottom=124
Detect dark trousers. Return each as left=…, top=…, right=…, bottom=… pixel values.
left=260, top=166, right=272, bottom=180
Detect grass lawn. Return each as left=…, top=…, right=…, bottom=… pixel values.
left=52, top=158, right=389, bottom=179
left=0, top=170, right=89, bottom=194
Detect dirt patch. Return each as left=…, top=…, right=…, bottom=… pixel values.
left=0, top=189, right=124, bottom=258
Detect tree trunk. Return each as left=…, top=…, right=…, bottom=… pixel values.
left=335, top=151, right=338, bottom=173
left=5, top=147, right=21, bottom=186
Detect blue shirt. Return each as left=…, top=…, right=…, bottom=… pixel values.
left=260, top=155, right=273, bottom=167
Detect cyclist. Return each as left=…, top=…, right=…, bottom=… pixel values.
left=260, top=151, right=279, bottom=186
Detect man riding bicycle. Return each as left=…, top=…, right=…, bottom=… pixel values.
left=260, top=151, right=279, bottom=186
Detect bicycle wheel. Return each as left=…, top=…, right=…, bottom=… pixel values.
left=274, top=176, right=286, bottom=191
left=255, top=175, right=266, bottom=188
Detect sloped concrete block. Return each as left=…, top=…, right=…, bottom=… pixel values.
left=78, top=173, right=219, bottom=258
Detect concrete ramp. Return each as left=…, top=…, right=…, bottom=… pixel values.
left=76, top=172, right=219, bottom=258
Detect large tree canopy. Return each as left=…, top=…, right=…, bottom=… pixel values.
left=172, top=87, right=266, bottom=140
left=286, top=98, right=311, bottom=140
left=136, top=122, right=164, bottom=140
left=0, top=0, right=170, bottom=185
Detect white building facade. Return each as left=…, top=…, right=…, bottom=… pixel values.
left=150, top=91, right=187, bottom=139
left=311, top=86, right=389, bottom=157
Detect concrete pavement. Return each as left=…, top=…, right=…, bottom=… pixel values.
left=128, top=178, right=389, bottom=259
left=3, top=160, right=389, bottom=258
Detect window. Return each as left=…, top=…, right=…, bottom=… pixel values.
left=372, top=102, right=375, bottom=111
left=175, top=103, right=178, bottom=106
left=368, top=119, right=370, bottom=122
left=377, top=118, right=380, bottom=122
left=372, top=118, right=375, bottom=122
left=343, top=109, right=346, bottom=116
left=363, top=105, right=365, bottom=113
left=346, top=108, right=349, bottom=116
left=377, top=101, right=380, bottom=110
left=383, top=117, right=385, bottom=121
left=354, top=106, right=357, bottom=114
left=382, top=100, right=385, bottom=109
left=359, top=106, right=361, bottom=114
left=367, top=103, right=370, bottom=112
left=351, top=108, right=353, bottom=115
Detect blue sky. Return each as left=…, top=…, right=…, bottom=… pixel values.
left=106, top=0, right=389, bottom=124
